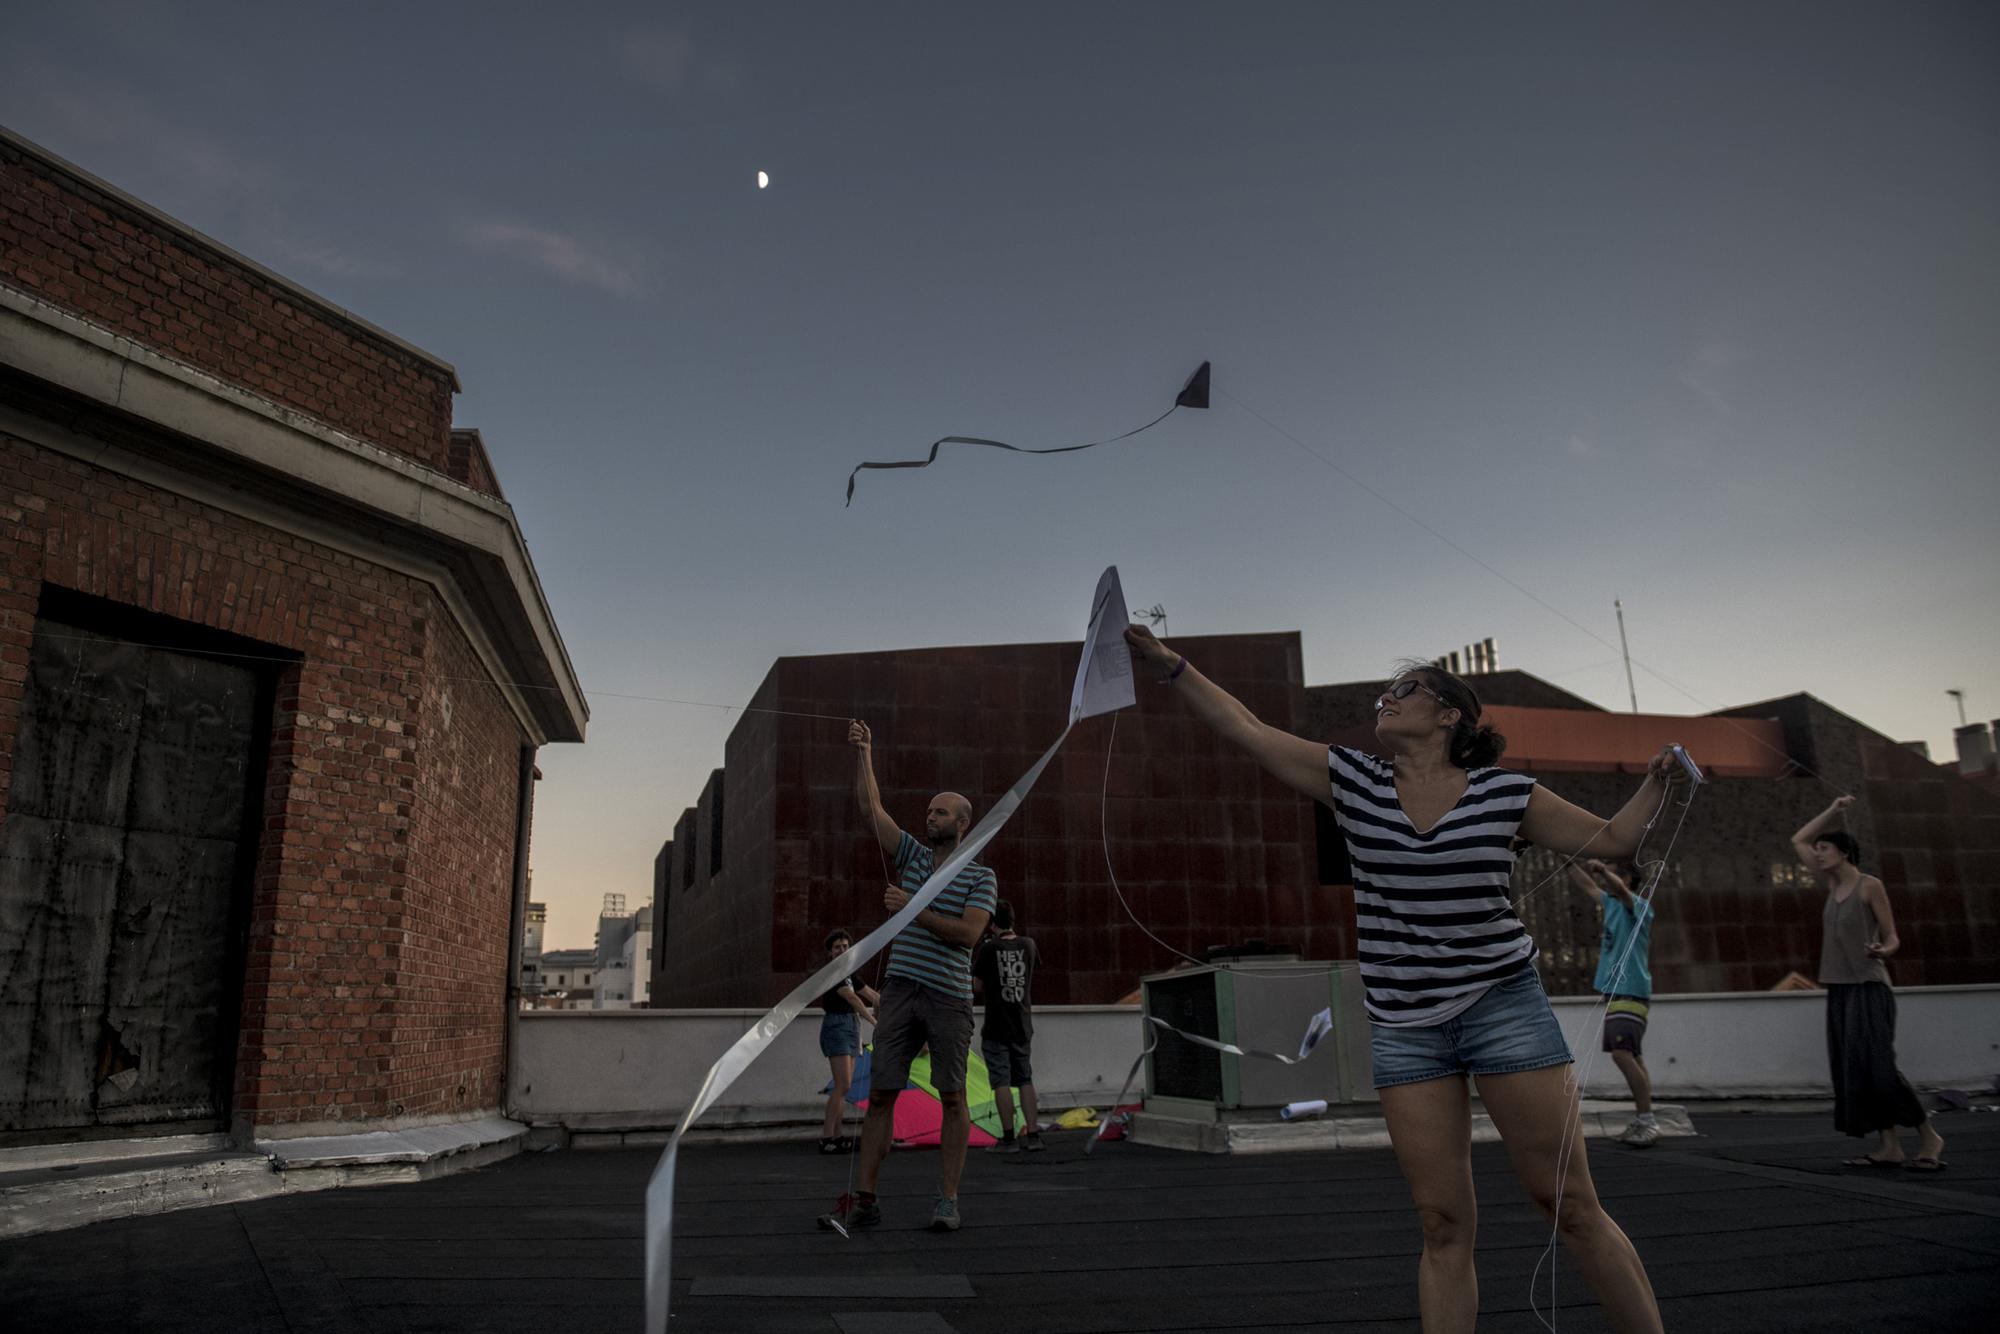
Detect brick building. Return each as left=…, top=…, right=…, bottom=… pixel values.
left=0, top=129, right=585, bottom=1142
left=651, top=644, right=1999, bottom=1006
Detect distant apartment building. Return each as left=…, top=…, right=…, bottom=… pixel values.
left=588, top=894, right=654, bottom=1010
left=0, top=130, right=586, bottom=1142
left=537, top=949, right=597, bottom=1008
left=520, top=900, right=547, bottom=1005
left=648, top=640, right=1999, bottom=1007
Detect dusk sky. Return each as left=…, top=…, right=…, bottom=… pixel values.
left=6, top=1, right=1996, bottom=947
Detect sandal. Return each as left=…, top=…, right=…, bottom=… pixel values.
left=1904, top=1156, right=1947, bottom=1172
left=1840, top=1155, right=1903, bottom=1169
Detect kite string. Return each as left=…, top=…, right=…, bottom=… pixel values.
left=1215, top=384, right=1850, bottom=797
left=3, top=617, right=857, bottom=722
left=1528, top=781, right=1693, bottom=1332
left=1099, top=701, right=1645, bottom=983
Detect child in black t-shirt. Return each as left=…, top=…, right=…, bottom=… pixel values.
left=972, top=900, right=1042, bottom=1153
left=818, top=928, right=879, bottom=1153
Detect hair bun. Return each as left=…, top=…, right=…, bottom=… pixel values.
left=1452, top=721, right=1507, bottom=769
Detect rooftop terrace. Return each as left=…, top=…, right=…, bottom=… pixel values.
left=4, top=1108, right=1995, bottom=1332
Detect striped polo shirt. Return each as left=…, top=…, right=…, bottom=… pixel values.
left=1327, top=746, right=1539, bottom=1027
left=885, top=832, right=999, bottom=1002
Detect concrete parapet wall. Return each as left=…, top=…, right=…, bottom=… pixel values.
left=513, top=986, right=2000, bottom=1129
left=1551, top=984, right=2000, bottom=1099
left=510, top=1006, right=1144, bottom=1129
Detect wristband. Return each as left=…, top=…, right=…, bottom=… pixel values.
left=1168, top=654, right=1187, bottom=682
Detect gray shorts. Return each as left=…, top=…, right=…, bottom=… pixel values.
left=981, top=1037, right=1033, bottom=1088
left=870, top=977, right=975, bottom=1094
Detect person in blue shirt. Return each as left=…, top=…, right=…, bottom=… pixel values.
left=1568, top=859, right=1658, bottom=1147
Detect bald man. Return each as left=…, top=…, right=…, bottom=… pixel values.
left=826, top=719, right=996, bottom=1235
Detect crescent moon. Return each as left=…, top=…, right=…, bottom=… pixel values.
left=756, top=170, right=769, bottom=189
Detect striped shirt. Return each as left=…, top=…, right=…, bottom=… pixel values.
left=885, top=832, right=999, bottom=1001
left=1327, top=746, right=1539, bottom=1027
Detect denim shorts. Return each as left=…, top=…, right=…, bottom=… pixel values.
left=819, top=1012, right=860, bottom=1059
left=1369, top=964, right=1573, bottom=1089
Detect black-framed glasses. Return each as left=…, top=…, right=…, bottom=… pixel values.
left=1376, top=679, right=1444, bottom=709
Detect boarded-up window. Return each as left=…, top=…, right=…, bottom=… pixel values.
left=0, top=594, right=275, bottom=1134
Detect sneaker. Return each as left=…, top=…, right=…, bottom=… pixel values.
left=818, top=1137, right=842, bottom=1154
left=985, top=1136, right=1020, bottom=1155
left=1620, top=1121, right=1661, bottom=1148
left=1023, top=1132, right=1045, bottom=1152
left=928, top=1195, right=961, bottom=1232
left=847, top=1198, right=881, bottom=1228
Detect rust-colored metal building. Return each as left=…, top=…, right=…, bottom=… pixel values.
left=653, top=646, right=1999, bottom=1006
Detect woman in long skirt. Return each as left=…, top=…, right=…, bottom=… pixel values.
left=1790, top=796, right=1944, bottom=1170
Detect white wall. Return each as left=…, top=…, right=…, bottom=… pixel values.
left=509, top=987, right=2000, bottom=1129
left=1550, top=985, right=2000, bottom=1099
left=511, top=1006, right=1141, bottom=1129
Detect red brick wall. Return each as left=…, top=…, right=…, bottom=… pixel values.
left=0, top=428, right=527, bottom=1128
left=394, top=613, right=522, bottom=1118
left=447, top=430, right=504, bottom=500
left=1, top=137, right=457, bottom=475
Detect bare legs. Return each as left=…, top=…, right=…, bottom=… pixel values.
left=1862, top=1120, right=1946, bottom=1164
left=856, top=1090, right=897, bottom=1194
left=1381, top=1077, right=1479, bottom=1333
left=1478, top=1066, right=1664, bottom=1334
left=1381, top=1069, right=1663, bottom=1334
left=938, top=1088, right=970, bottom=1198
left=822, top=1054, right=855, bottom=1139
left=856, top=1088, right=970, bottom=1202
left=993, top=1082, right=1039, bottom=1138
left=1611, top=1049, right=1652, bottom=1115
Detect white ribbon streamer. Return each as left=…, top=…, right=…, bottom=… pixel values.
left=1089, top=1007, right=1332, bottom=1152
left=644, top=567, right=1136, bottom=1332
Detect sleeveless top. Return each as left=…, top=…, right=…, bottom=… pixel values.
left=1818, top=876, right=1891, bottom=986
left=1326, top=747, right=1539, bottom=1026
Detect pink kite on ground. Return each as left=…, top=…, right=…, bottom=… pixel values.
left=891, top=1093, right=999, bottom=1148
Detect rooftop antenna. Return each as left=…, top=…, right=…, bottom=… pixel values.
left=1135, top=604, right=1169, bottom=639
left=1947, top=689, right=1967, bottom=728
left=1615, top=599, right=1638, bottom=714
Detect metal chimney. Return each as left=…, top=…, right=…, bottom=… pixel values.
left=1955, top=722, right=1995, bottom=776
left=1483, top=637, right=1497, bottom=672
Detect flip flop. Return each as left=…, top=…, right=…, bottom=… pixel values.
left=1840, top=1155, right=1903, bottom=1169
left=1904, top=1156, right=1947, bottom=1173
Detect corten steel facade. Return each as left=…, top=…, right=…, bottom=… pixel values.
left=655, top=649, right=1999, bottom=1007
left=651, top=634, right=1340, bottom=1006
left=1309, top=679, right=2000, bottom=995
left=0, top=130, right=585, bottom=1140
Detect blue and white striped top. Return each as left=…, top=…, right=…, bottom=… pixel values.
left=1327, top=746, right=1539, bottom=1027
left=885, top=832, right=999, bottom=1001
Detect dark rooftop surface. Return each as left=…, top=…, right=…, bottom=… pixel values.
left=5, top=1110, right=1996, bottom=1333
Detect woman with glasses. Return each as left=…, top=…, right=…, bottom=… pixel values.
left=1126, top=625, right=1687, bottom=1334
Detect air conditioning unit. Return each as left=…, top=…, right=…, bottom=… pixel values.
left=1140, top=959, right=1370, bottom=1125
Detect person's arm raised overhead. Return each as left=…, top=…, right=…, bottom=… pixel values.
left=1791, top=796, right=1855, bottom=871
left=850, top=720, right=901, bottom=857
